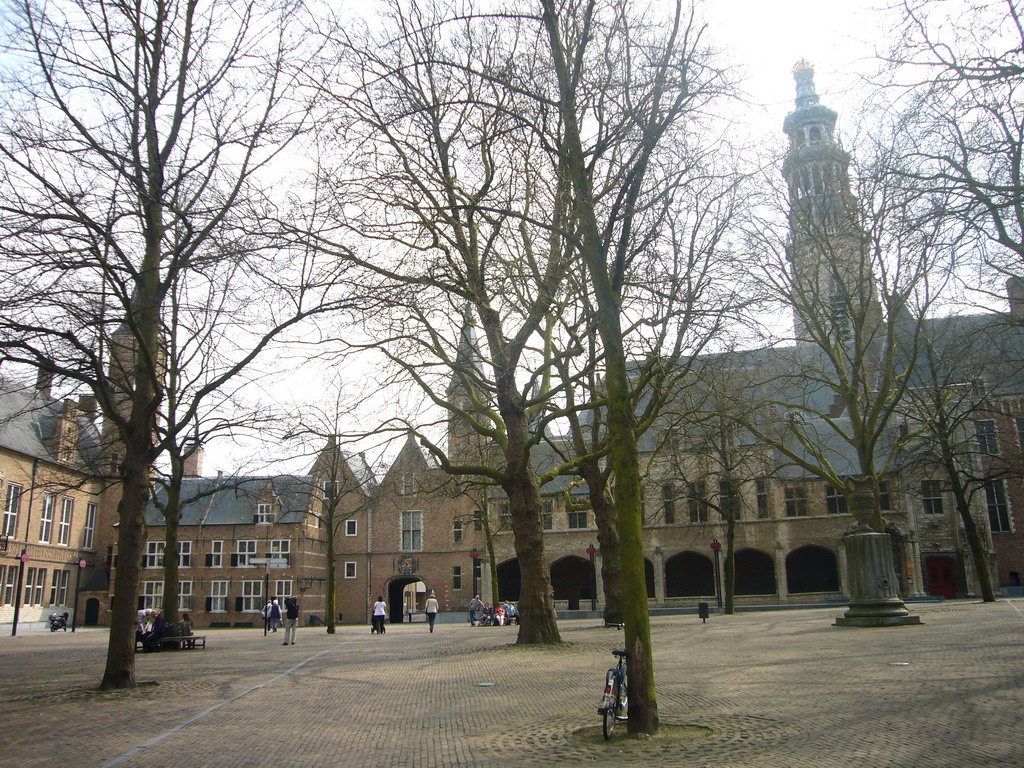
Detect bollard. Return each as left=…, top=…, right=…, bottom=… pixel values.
left=698, top=602, right=709, bottom=623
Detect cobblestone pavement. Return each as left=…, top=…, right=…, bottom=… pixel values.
left=1, top=601, right=1022, bottom=768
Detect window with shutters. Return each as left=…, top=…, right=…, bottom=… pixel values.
left=235, top=540, right=257, bottom=567
left=178, top=541, right=192, bottom=568
left=141, top=580, right=163, bottom=610
left=208, top=540, right=223, bottom=568
left=144, top=541, right=165, bottom=568
left=178, top=581, right=193, bottom=611
left=209, top=580, right=228, bottom=612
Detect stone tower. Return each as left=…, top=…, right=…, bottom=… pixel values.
left=782, top=61, right=882, bottom=343
left=445, top=305, right=486, bottom=463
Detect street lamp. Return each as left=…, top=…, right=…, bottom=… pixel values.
left=72, top=558, right=86, bottom=632
left=585, top=544, right=597, bottom=611
left=11, top=549, right=28, bottom=637
left=710, top=539, right=723, bottom=609
left=469, top=548, right=480, bottom=598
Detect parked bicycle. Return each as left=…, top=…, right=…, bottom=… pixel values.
left=598, top=647, right=628, bottom=739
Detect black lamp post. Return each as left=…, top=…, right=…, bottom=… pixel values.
left=585, top=544, right=597, bottom=611
left=710, top=539, right=723, bottom=608
left=11, top=549, right=28, bottom=637
left=469, top=548, right=480, bottom=598
left=72, top=558, right=86, bottom=632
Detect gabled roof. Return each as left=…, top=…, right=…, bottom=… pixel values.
left=0, top=376, right=102, bottom=470
left=145, top=474, right=317, bottom=526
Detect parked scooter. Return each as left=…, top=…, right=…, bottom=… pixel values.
left=49, top=612, right=68, bottom=632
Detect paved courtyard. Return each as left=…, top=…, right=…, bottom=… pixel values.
left=1, top=600, right=1022, bottom=767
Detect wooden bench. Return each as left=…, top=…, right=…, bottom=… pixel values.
left=135, top=634, right=206, bottom=652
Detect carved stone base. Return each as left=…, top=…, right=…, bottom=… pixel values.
left=835, top=531, right=922, bottom=628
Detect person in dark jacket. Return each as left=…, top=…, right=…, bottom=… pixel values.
left=282, top=597, right=300, bottom=645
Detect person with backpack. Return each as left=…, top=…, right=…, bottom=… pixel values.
left=282, top=596, right=299, bottom=645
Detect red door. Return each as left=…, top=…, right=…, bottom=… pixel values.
left=926, top=556, right=957, bottom=599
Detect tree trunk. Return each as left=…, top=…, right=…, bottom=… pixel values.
left=161, top=479, right=182, bottom=625
left=100, top=454, right=150, bottom=690
left=326, top=510, right=337, bottom=633
left=503, top=469, right=560, bottom=644
left=948, top=477, right=997, bottom=602
left=581, top=464, right=623, bottom=624
left=724, top=515, right=736, bottom=615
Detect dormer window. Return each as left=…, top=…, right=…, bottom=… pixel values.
left=255, top=503, right=274, bottom=524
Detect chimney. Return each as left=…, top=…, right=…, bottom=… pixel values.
left=56, top=399, right=79, bottom=463
left=182, top=442, right=204, bottom=477
left=77, top=394, right=98, bottom=422
left=36, top=369, right=53, bottom=399
left=1008, top=277, right=1024, bottom=317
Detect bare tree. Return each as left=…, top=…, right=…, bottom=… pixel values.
left=899, top=316, right=1024, bottom=602
left=0, top=0, right=347, bottom=689
left=538, top=0, right=735, bottom=736
left=881, top=0, right=1024, bottom=283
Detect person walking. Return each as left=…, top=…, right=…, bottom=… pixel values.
left=282, top=596, right=299, bottom=645
left=468, top=595, right=483, bottom=626
left=268, top=599, right=283, bottom=632
left=425, top=592, right=439, bottom=633
left=372, top=596, right=387, bottom=634
left=263, top=599, right=274, bottom=633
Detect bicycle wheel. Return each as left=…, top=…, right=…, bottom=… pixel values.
left=602, top=676, right=621, bottom=740
left=616, top=674, right=628, bottom=720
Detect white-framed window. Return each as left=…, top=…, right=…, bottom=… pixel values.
left=270, top=539, right=291, bottom=565
left=452, top=565, right=463, bottom=590
left=57, top=497, right=73, bottom=545
left=144, top=541, right=165, bottom=568
left=976, top=419, right=999, bottom=456
left=241, top=580, right=262, bottom=611
left=498, top=503, right=511, bottom=529
left=784, top=486, right=808, bottom=517
left=141, top=580, right=163, bottom=610
left=401, top=510, right=423, bottom=551
left=209, top=580, right=228, bottom=612
left=825, top=485, right=847, bottom=515
left=178, top=541, right=192, bottom=568
left=453, top=519, right=463, bottom=543
left=48, top=569, right=69, bottom=606
left=24, top=567, right=45, bottom=605
left=39, top=493, right=55, bottom=543
left=208, top=540, right=223, bottom=568
left=345, top=519, right=358, bottom=536
left=3, top=482, right=22, bottom=537
left=344, top=561, right=357, bottom=579
left=986, top=480, right=1011, bottom=533
left=921, top=480, right=944, bottom=515
left=2, top=565, right=16, bottom=605
left=235, top=540, right=257, bottom=567
left=274, top=579, right=293, bottom=598
left=255, top=503, right=273, bottom=524
left=178, top=580, right=193, bottom=611
left=82, top=502, right=97, bottom=549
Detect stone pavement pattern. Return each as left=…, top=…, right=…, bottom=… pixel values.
left=1, top=601, right=1022, bottom=767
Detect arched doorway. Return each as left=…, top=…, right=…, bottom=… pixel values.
left=386, top=577, right=426, bottom=623
left=734, top=548, right=777, bottom=596
left=926, top=556, right=957, bottom=599
left=786, top=545, right=840, bottom=593
left=496, top=559, right=521, bottom=601
left=665, top=551, right=713, bottom=597
left=84, top=597, right=100, bottom=626
left=550, top=555, right=591, bottom=609
left=644, top=558, right=655, bottom=598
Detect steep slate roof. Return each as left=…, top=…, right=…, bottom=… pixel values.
left=144, top=474, right=317, bottom=526
left=0, top=376, right=102, bottom=469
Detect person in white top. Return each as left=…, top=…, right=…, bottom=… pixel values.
left=372, top=596, right=387, bottom=634
left=425, top=592, right=440, bottom=633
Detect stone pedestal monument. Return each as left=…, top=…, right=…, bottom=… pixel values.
left=835, top=478, right=922, bottom=628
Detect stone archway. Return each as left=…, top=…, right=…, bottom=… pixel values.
left=496, top=559, right=521, bottom=601
left=84, top=597, right=100, bottom=626
left=734, top=548, right=777, bottom=596
left=665, top=551, right=714, bottom=597
left=786, top=545, right=840, bottom=593
left=550, top=555, right=591, bottom=610
left=386, top=576, right=425, bottom=623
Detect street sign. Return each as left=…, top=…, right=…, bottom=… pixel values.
left=249, top=557, right=288, bottom=568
